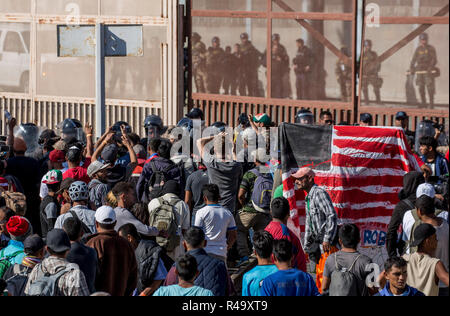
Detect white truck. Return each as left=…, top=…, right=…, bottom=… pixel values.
left=0, top=23, right=30, bottom=93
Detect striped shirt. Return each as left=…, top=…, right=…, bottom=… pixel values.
left=304, top=184, right=338, bottom=251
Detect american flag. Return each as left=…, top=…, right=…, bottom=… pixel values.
left=280, top=124, right=421, bottom=258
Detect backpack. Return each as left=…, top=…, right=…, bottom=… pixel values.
left=1, top=190, right=27, bottom=216
left=0, top=249, right=24, bottom=279
left=407, top=208, right=445, bottom=254
left=329, top=253, right=361, bottom=296
left=5, top=264, right=30, bottom=296
left=148, top=161, right=178, bottom=201
left=148, top=197, right=180, bottom=253
left=250, top=168, right=273, bottom=213
left=27, top=266, right=72, bottom=296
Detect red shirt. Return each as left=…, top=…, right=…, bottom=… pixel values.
left=265, top=221, right=307, bottom=272
left=63, top=158, right=92, bottom=184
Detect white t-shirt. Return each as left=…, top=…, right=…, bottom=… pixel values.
left=193, top=204, right=237, bottom=258
left=402, top=211, right=448, bottom=256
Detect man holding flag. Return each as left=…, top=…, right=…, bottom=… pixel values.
left=291, top=167, right=339, bottom=292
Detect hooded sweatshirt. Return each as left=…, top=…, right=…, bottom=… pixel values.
left=386, top=171, right=425, bottom=258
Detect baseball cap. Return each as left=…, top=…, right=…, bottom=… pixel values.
left=23, top=234, right=45, bottom=255
left=49, top=150, right=66, bottom=163
left=253, top=113, right=272, bottom=127
left=416, top=183, right=435, bottom=199
left=410, top=223, right=436, bottom=247
left=101, top=144, right=119, bottom=164
left=87, top=160, right=111, bottom=178
left=95, top=206, right=116, bottom=225
left=42, top=169, right=63, bottom=185
left=46, top=229, right=71, bottom=253
left=291, top=167, right=315, bottom=179
left=133, top=144, right=147, bottom=164
left=395, top=111, right=408, bottom=120
left=56, top=177, right=75, bottom=195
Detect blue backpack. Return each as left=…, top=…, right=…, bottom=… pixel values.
left=250, top=168, right=273, bottom=213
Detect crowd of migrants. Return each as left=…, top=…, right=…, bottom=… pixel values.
left=192, top=32, right=439, bottom=106
left=0, top=107, right=448, bottom=297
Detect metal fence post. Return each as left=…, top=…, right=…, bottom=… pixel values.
left=96, top=23, right=106, bottom=139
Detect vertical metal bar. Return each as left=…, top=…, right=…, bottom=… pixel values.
left=267, top=0, right=272, bottom=99
left=95, top=23, right=106, bottom=139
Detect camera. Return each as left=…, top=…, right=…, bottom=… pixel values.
left=433, top=122, right=445, bottom=133
left=433, top=174, right=449, bottom=195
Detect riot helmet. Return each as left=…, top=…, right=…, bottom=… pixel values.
left=56, top=119, right=85, bottom=144
left=13, top=123, right=42, bottom=158
left=415, top=120, right=436, bottom=152
left=144, top=115, right=167, bottom=140
left=295, top=109, right=314, bottom=125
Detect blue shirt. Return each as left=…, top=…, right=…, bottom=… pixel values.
left=260, top=269, right=320, bottom=296
left=242, top=265, right=279, bottom=296
left=0, top=240, right=25, bottom=265
left=153, top=285, right=214, bottom=296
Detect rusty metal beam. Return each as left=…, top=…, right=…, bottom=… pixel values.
left=272, top=0, right=352, bottom=66
left=270, top=12, right=354, bottom=21
left=379, top=16, right=449, bottom=24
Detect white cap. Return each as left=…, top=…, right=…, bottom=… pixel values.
left=416, top=183, right=435, bottom=199
left=95, top=206, right=116, bottom=225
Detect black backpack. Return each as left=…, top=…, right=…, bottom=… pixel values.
left=147, top=161, right=178, bottom=201
left=5, top=264, right=31, bottom=296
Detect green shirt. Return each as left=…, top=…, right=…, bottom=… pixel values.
left=273, top=184, right=284, bottom=199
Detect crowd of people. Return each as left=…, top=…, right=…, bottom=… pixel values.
left=0, top=106, right=448, bottom=297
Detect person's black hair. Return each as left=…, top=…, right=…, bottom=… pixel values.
left=130, top=203, right=150, bottom=226
left=157, top=139, right=172, bottom=159
left=384, top=256, right=408, bottom=273
left=0, top=161, right=5, bottom=175
left=419, top=136, right=438, bottom=151
left=0, top=207, right=15, bottom=224
left=62, top=216, right=82, bottom=241
left=47, top=247, right=68, bottom=256
left=0, top=197, right=5, bottom=208
left=128, top=133, right=140, bottom=146
left=98, top=222, right=116, bottom=230
left=416, top=195, right=435, bottom=216
left=183, top=227, right=205, bottom=248
left=272, top=239, right=293, bottom=263
left=320, top=111, right=333, bottom=120
left=252, top=231, right=274, bottom=259
left=46, top=182, right=61, bottom=193
left=112, top=182, right=135, bottom=199
left=339, top=224, right=361, bottom=249
left=271, top=197, right=290, bottom=220
left=148, top=138, right=161, bottom=153
left=0, top=279, right=7, bottom=294
left=202, top=184, right=220, bottom=202
left=118, top=223, right=140, bottom=241
left=66, top=147, right=82, bottom=163
left=176, top=254, right=198, bottom=282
